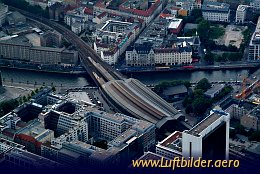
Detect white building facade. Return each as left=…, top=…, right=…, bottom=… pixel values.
left=202, top=2, right=230, bottom=22
left=236, top=5, right=248, bottom=24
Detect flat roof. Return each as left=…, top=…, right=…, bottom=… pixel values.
left=188, top=112, right=222, bottom=136
left=168, top=18, right=183, bottom=29
left=204, top=84, right=225, bottom=96
left=68, top=91, right=94, bottom=104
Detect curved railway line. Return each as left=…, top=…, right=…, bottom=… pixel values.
left=11, top=7, right=182, bottom=127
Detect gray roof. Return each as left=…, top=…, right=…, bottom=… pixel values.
left=204, top=84, right=225, bottom=97
left=163, top=85, right=188, bottom=96
left=202, top=1, right=230, bottom=13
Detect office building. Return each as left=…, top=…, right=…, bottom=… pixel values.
left=0, top=36, right=78, bottom=66
left=202, top=1, right=230, bottom=22
left=40, top=100, right=88, bottom=143
left=156, top=107, right=230, bottom=160
left=182, top=108, right=230, bottom=159
left=236, top=5, right=248, bottom=24
left=249, top=16, right=260, bottom=61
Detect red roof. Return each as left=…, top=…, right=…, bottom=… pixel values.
left=119, top=0, right=161, bottom=17
left=84, top=7, right=93, bottom=15
left=15, top=134, right=42, bottom=148
left=95, top=0, right=106, bottom=8
left=161, top=131, right=181, bottom=147
left=97, top=12, right=107, bottom=19
left=160, top=13, right=172, bottom=18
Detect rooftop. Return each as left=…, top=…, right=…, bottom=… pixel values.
left=168, top=18, right=183, bottom=29
left=102, top=78, right=181, bottom=127
left=202, top=1, right=230, bottom=13
left=163, top=85, right=188, bottom=96
left=188, top=109, right=228, bottom=136
left=204, top=84, right=225, bottom=96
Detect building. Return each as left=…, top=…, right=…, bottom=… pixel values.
left=156, top=131, right=182, bottom=159
left=64, top=7, right=94, bottom=34
left=6, top=11, right=26, bottom=26
left=249, top=16, right=260, bottom=61
left=235, top=5, right=248, bottom=24
left=0, top=36, right=78, bottom=66
left=94, top=0, right=162, bottom=24
left=93, top=20, right=140, bottom=65
left=202, top=1, right=230, bottom=22
left=40, top=100, right=88, bottom=142
left=25, top=0, right=49, bottom=9
left=182, top=108, right=230, bottom=159
left=153, top=47, right=192, bottom=66
left=204, top=84, right=225, bottom=98
left=14, top=120, right=54, bottom=155
left=162, top=85, right=188, bottom=99
left=39, top=97, right=156, bottom=168
left=0, top=3, right=8, bottom=27
left=250, top=0, right=260, bottom=11
left=125, top=43, right=155, bottom=66
left=168, top=18, right=183, bottom=34
left=49, top=2, right=64, bottom=21
left=3, top=148, right=61, bottom=169
left=225, top=104, right=248, bottom=120
left=86, top=110, right=156, bottom=151
left=175, top=0, right=202, bottom=11
left=156, top=107, right=230, bottom=160
left=240, top=107, right=260, bottom=130
left=40, top=31, right=62, bottom=47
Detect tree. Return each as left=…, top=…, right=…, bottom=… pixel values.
left=183, top=81, right=191, bottom=88
left=195, top=78, right=211, bottom=92
left=0, top=99, right=19, bottom=116
left=31, top=91, right=35, bottom=96
left=192, top=97, right=211, bottom=115
left=197, top=20, right=210, bottom=42
left=23, top=96, right=27, bottom=102
left=204, top=51, right=214, bottom=64
left=185, top=105, right=193, bottom=114
left=27, top=94, right=31, bottom=101
left=249, top=131, right=260, bottom=142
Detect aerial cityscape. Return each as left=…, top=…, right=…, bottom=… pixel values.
left=0, top=0, right=259, bottom=173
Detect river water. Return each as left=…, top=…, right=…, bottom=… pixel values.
left=0, top=68, right=257, bottom=86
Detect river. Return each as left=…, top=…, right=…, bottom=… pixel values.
left=0, top=68, right=257, bottom=87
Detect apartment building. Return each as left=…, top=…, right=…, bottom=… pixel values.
left=93, top=20, right=140, bottom=65
left=126, top=42, right=193, bottom=66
